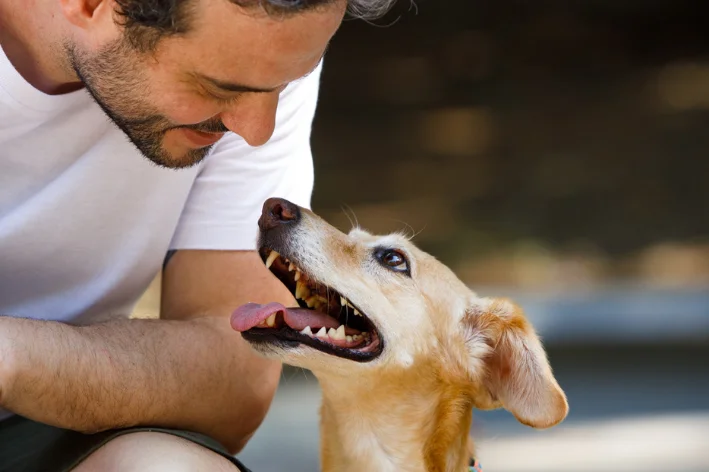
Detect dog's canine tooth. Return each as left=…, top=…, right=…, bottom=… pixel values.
left=296, top=281, right=310, bottom=300
left=265, top=251, right=279, bottom=269
left=294, top=270, right=301, bottom=281
left=300, top=326, right=313, bottom=336
left=266, top=313, right=276, bottom=327
left=288, top=262, right=296, bottom=272
left=334, top=325, right=346, bottom=340
left=316, top=327, right=328, bottom=338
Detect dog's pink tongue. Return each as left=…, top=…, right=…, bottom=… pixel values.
left=230, top=302, right=340, bottom=332
left=282, top=308, right=341, bottom=331
left=230, top=303, right=283, bottom=332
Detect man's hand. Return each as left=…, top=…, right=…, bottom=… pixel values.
left=0, top=250, right=293, bottom=453
left=161, top=249, right=297, bottom=450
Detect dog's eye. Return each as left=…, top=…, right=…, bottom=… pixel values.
left=375, top=249, right=410, bottom=275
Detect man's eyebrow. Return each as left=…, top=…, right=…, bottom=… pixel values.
left=196, top=47, right=329, bottom=94
left=198, top=75, right=278, bottom=94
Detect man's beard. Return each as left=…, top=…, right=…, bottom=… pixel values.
left=66, top=39, right=227, bottom=169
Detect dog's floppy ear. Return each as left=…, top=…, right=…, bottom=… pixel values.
left=463, top=298, right=569, bottom=429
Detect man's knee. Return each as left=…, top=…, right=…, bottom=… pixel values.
left=72, top=432, right=240, bottom=472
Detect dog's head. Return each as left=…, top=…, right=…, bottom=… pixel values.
left=231, top=198, right=568, bottom=429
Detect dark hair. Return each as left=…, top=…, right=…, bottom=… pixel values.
left=114, top=0, right=396, bottom=51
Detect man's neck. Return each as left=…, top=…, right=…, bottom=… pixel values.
left=0, top=0, right=81, bottom=94
left=314, top=365, right=474, bottom=472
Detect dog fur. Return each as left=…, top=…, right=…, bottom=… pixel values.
left=239, top=200, right=569, bottom=472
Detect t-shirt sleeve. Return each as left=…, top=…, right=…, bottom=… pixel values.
left=167, top=62, right=321, bottom=251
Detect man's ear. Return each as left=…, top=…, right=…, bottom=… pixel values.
left=60, top=0, right=116, bottom=36
left=464, top=298, right=569, bottom=429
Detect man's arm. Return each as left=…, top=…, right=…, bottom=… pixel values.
left=0, top=250, right=293, bottom=453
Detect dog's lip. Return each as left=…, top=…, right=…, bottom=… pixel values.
left=243, top=246, right=385, bottom=361
left=242, top=325, right=383, bottom=363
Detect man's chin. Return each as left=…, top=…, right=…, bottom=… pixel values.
left=149, top=148, right=213, bottom=169
left=140, top=129, right=223, bottom=169
left=130, top=138, right=214, bottom=170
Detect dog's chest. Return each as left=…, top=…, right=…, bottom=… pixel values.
left=321, top=409, right=430, bottom=472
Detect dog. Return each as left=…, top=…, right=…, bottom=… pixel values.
left=231, top=198, right=568, bottom=472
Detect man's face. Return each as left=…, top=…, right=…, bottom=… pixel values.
left=68, top=0, right=346, bottom=169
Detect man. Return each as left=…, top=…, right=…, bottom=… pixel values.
left=0, top=0, right=395, bottom=470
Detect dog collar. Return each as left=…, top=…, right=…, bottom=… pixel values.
left=469, top=458, right=483, bottom=472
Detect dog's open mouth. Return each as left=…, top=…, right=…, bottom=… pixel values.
left=231, top=248, right=383, bottom=362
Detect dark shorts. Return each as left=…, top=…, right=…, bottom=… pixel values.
left=0, top=415, right=252, bottom=472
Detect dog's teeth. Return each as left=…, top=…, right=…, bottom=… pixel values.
left=305, top=296, right=318, bottom=308
left=345, top=301, right=361, bottom=316
left=294, top=270, right=301, bottom=281
left=288, top=262, right=296, bottom=272
left=334, top=325, right=346, bottom=340
left=327, top=327, right=338, bottom=339
left=296, top=281, right=310, bottom=300
left=316, top=327, right=328, bottom=338
left=340, top=296, right=347, bottom=306
left=265, top=251, right=279, bottom=269
left=300, top=326, right=313, bottom=336
left=352, top=334, right=362, bottom=341
left=346, top=335, right=353, bottom=342
left=266, top=313, right=277, bottom=327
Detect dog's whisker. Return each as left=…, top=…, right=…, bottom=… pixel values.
left=409, top=223, right=427, bottom=240
left=392, top=218, right=426, bottom=240
left=327, top=286, right=331, bottom=314
left=341, top=203, right=360, bottom=231
left=298, top=367, right=308, bottom=382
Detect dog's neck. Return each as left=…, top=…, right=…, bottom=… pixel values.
left=314, top=362, right=474, bottom=472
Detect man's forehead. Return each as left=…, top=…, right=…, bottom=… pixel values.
left=176, top=1, right=342, bottom=90
left=192, top=53, right=326, bottom=94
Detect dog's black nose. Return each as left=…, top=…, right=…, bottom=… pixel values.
left=259, top=198, right=301, bottom=231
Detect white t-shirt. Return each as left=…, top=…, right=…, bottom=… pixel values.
left=0, top=46, right=317, bottom=420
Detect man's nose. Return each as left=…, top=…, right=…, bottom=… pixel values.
left=221, top=92, right=279, bottom=147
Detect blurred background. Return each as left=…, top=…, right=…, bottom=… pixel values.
left=138, top=0, right=709, bottom=470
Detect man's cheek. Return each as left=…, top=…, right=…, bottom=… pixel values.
left=160, top=93, right=221, bottom=126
